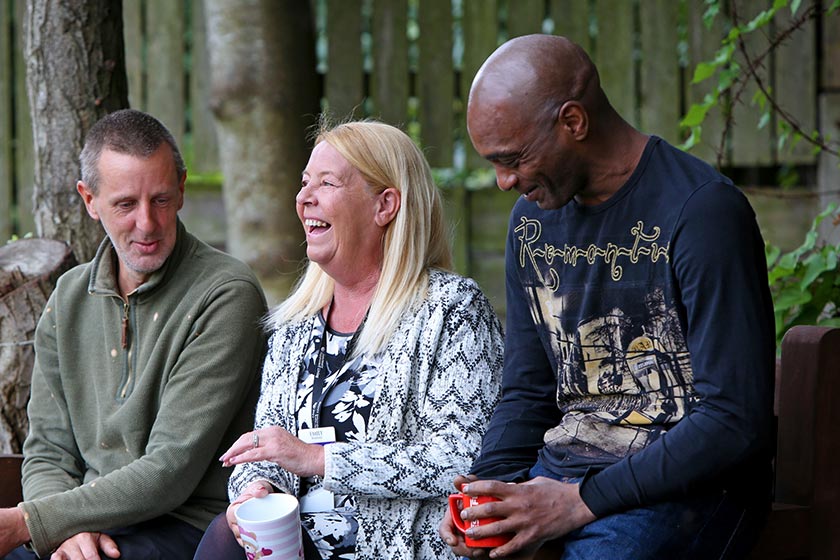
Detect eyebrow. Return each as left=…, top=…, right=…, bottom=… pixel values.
left=484, top=150, right=520, bottom=163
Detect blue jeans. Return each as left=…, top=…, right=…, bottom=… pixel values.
left=3, top=515, right=203, bottom=560
left=528, top=463, right=767, bottom=560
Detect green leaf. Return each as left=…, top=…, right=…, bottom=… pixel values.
left=714, top=43, right=735, bottom=65
left=717, top=66, right=739, bottom=91
left=777, top=251, right=800, bottom=270
left=681, top=103, right=710, bottom=128
left=825, top=248, right=838, bottom=271
left=790, top=0, right=801, bottom=14
left=777, top=129, right=790, bottom=152
left=692, top=62, right=718, bottom=84
left=726, top=27, right=741, bottom=42
left=774, top=287, right=812, bottom=311
left=745, top=7, right=777, bottom=32
left=830, top=0, right=840, bottom=15
left=818, top=317, right=840, bottom=327
left=703, top=3, right=721, bottom=27
left=768, top=264, right=796, bottom=284
left=800, top=253, right=828, bottom=290
left=758, top=111, right=770, bottom=130
left=679, top=127, right=701, bottom=151
left=752, top=89, right=767, bottom=109
left=765, top=243, right=781, bottom=267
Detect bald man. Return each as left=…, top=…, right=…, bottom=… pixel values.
left=440, top=35, right=775, bottom=559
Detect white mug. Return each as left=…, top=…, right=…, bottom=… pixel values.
left=235, top=493, right=304, bottom=560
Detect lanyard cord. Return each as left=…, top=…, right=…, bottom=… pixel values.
left=309, top=298, right=366, bottom=428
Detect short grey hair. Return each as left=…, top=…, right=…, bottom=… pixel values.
left=80, top=109, right=186, bottom=193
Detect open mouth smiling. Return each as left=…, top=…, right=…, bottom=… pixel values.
left=304, top=218, right=331, bottom=234
left=521, top=185, right=539, bottom=201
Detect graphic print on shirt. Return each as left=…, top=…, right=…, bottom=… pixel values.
left=515, top=216, right=697, bottom=461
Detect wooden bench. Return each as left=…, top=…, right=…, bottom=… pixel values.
left=749, top=325, right=840, bottom=559
left=0, top=326, right=838, bottom=557
left=0, top=453, right=23, bottom=507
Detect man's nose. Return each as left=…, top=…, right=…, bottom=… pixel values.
left=496, top=167, right=518, bottom=191
left=136, top=203, right=157, bottom=231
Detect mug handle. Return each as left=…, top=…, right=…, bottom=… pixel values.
left=448, top=494, right=469, bottom=533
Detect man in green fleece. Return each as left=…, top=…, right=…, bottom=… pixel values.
left=0, top=109, right=267, bottom=559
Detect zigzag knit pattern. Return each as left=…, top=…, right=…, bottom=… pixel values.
left=229, top=269, right=504, bottom=559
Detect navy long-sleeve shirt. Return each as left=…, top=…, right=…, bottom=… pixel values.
left=470, top=136, right=776, bottom=516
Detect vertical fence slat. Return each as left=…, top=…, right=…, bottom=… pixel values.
left=550, top=0, right=591, bottom=52
left=506, top=0, right=543, bottom=39
left=189, top=0, right=218, bottom=174
left=418, top=0, right=453, bottom=167
left=774, top=8, right=816, bottom=165
left=371, top=0, right=408, bottom=125
left=594, top=0, right=636, bottom=127
left=469, top=188, right=516, bottom=318
left=13, top=0, right=33, bottom=235
left=639, top=0, right=681, bottom=144
left=686, top=1, right=729, bottom=165
left=145, top=0, right=184, bottom=145
left=823, top=6, right=840, bottom=90
left=460, top=0, right=497, bottom=169
left=443, top=185, right=470, bottom=276
left=326, top=0, right=364, bottom=120
left=818, top=11, right=840, bottom=243
left=730, top=0, right=773, bottom=167
left=123, top=0, right=143, bottom=110
left=1, top=0, right=12, bottom=240
left=818, top=94, right=840, bottom=244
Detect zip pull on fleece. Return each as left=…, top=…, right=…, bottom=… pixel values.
left=121, top=301, right=130, bottom=349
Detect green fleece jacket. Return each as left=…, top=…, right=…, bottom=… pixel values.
left=19, top=220, right=267, bottom=557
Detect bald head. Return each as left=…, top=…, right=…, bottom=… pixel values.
left=469, top=34, right=602, bottom=127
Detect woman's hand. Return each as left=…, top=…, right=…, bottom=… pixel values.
left=226, top=480, right=274, bottom=545
left=220, top=426, right=326, bottom=477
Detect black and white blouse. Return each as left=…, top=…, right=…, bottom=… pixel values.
left=229, top=269, right=505, bottom=560
left=297, top=318, right=381, bottom=559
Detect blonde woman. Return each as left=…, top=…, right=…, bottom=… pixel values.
left=193, top=120, right=504, bottom=560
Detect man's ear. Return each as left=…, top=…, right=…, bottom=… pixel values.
left=374, top=188, right=401, bottom=227
left=177, top=171, right=187, bottom=211
left=558, top=101, right=588, bottom=141
left=77, top=181, right=100, bottom=220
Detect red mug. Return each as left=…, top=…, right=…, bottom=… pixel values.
left=448, top=493, right=513, bottom=548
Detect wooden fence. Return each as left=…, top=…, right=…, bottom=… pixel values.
left=2, top=0, right=839, bottom=311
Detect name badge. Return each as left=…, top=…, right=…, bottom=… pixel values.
left=299, top=427, right=337, bottom=445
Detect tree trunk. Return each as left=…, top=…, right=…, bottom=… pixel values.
left=25, top=0, right=129, bottom=264
left=0, top=239, right=76, bottom=453
left=204, top=0, right=319, bottom=304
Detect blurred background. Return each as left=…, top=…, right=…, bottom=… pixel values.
left=1, top=0, right=839, bottom=315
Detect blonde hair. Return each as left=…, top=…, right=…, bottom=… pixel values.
left=266, top=119, right=452, bottom=355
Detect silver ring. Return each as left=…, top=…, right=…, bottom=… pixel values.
left=252, top=432, right=259, bottom=449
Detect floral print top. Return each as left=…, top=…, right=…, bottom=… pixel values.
left=296, top=316, right=380, bottom=559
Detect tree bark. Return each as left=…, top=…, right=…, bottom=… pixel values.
left=0, top=239, right=76, bottom=453
left=25, top=0, right=129, bottom=263
left=204, top=0, right=319, bottom=304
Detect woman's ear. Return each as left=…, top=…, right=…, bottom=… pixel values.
left=374, top=188, right=401, bottom=227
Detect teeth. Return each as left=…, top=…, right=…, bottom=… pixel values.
left=305, top=218, right=329, bottom=228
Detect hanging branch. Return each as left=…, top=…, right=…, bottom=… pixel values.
left=728, top=1, right=838, bottom=160
left=682, top=0, right=839, bottom=168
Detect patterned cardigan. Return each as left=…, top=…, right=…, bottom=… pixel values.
left=228, top=269, right=504, bottom=559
